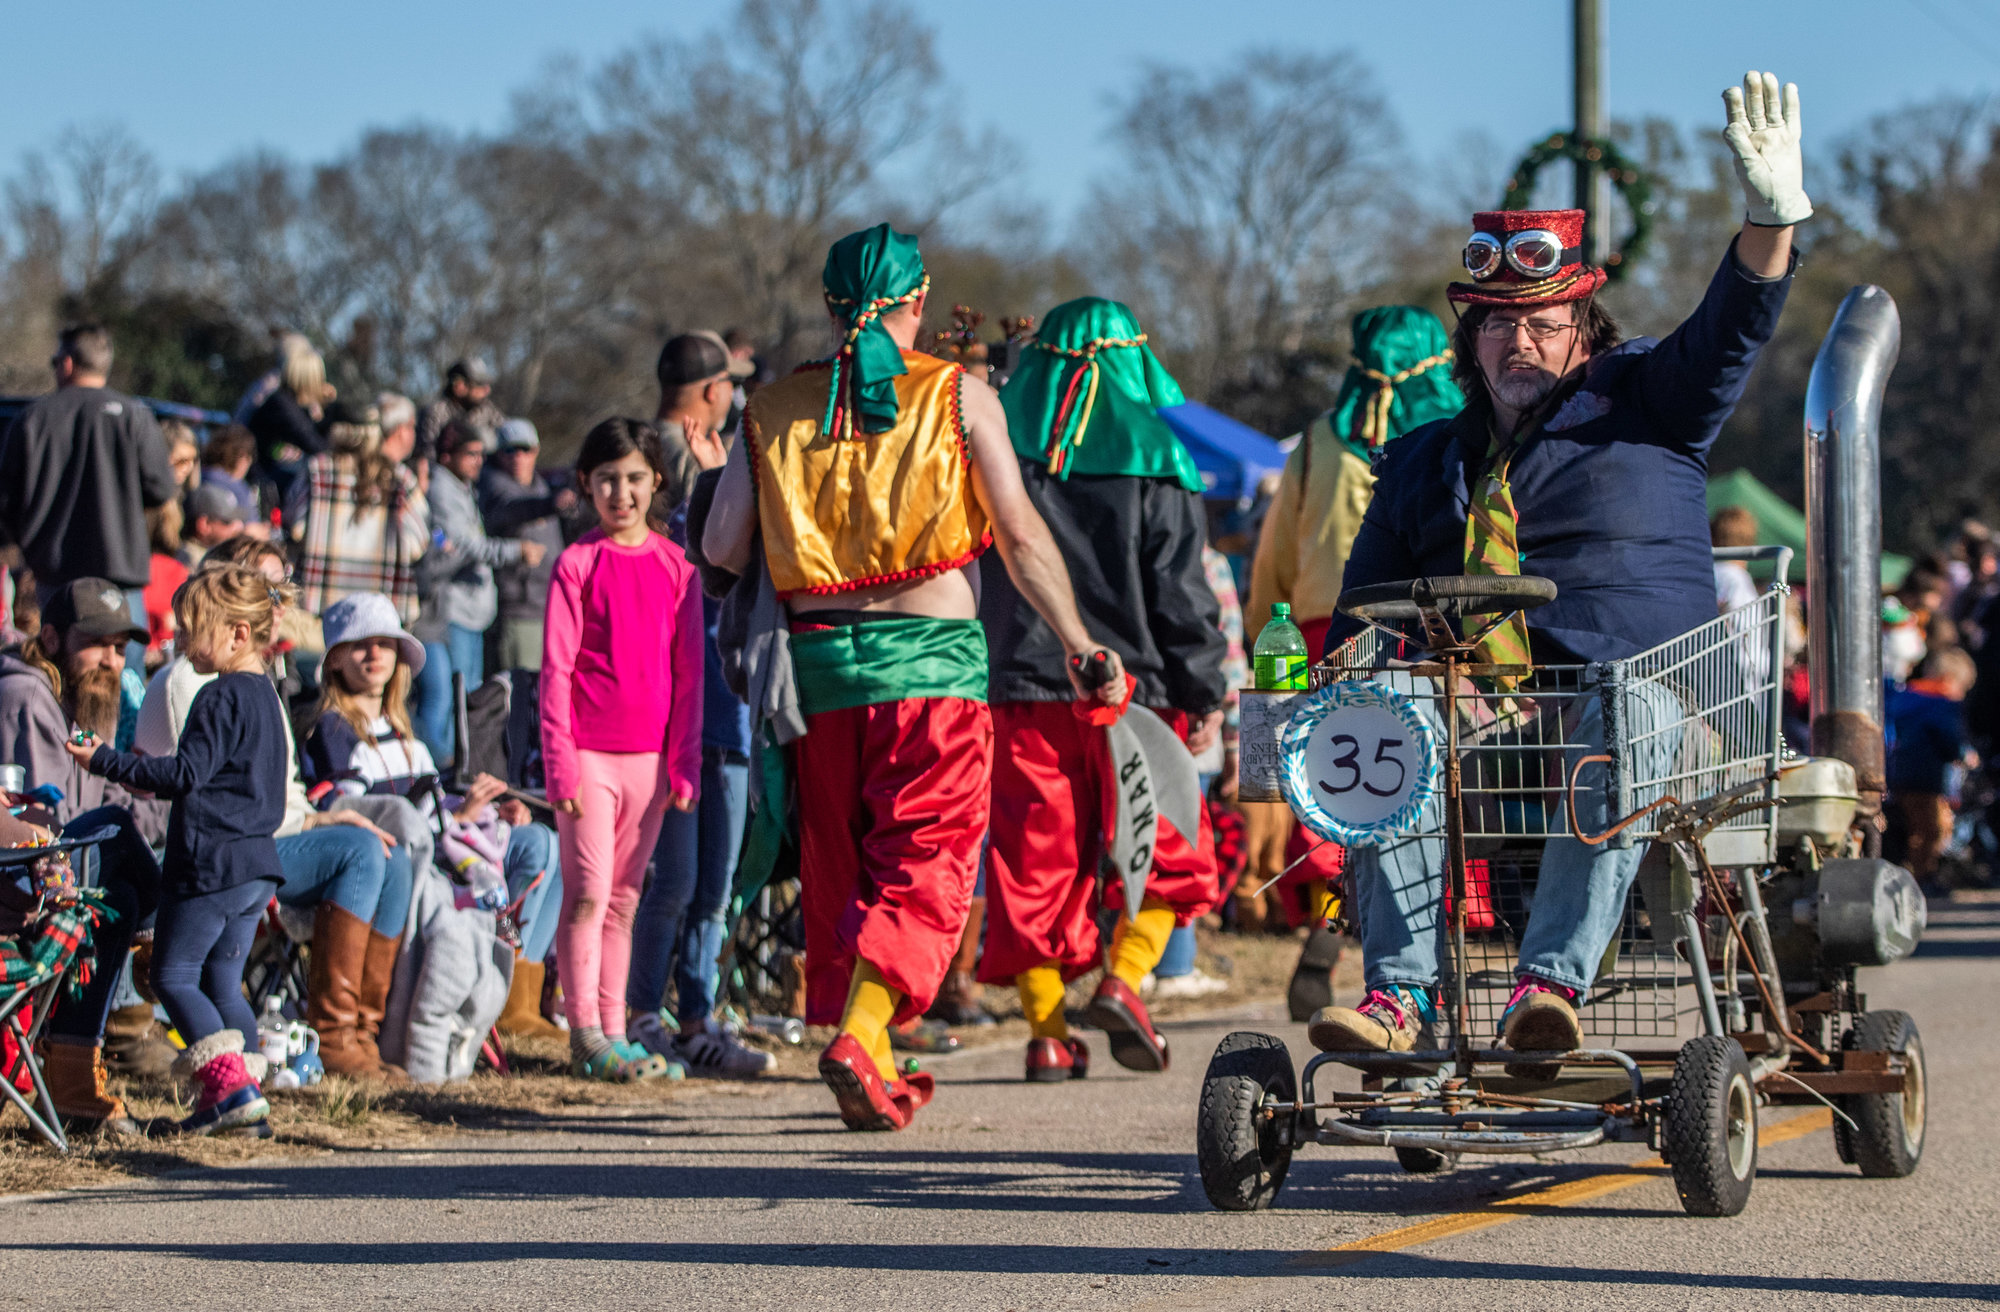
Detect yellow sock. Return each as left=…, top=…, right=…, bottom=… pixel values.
left=1015, top=964, right=1069, bottom=1041
left=840, top=960, right=902, bottom=1081
left=1109, top=896, right=1178, bottom=991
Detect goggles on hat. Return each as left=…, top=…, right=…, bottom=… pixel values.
left=1461, top=229, right=1577, bottom=282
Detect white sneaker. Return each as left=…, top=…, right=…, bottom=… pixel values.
left=675, top=1024, right=778, bottom=1078
left=1150, top=969, right=1231, bottom=1001
left=628, top=1010, right=679, bottom=1060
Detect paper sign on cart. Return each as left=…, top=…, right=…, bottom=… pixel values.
left=1280, top=682, right=1439, bottom=846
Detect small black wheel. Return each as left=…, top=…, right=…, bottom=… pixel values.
left=1835, top=1011, right=1926, bottom=1178
left=1197, top=1031, right=1296, bottom=1211
left=1663, top=1035, right=1757, bottom=1217
left=1395, top=1146, right=1452, bottom=1174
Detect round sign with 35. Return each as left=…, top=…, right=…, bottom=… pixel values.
left=1280, top=681, right=1439, bottom=846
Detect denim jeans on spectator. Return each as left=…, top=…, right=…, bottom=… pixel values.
left=627, top=751, right=749, bottom=1026
left=413, top=623, right=486, bottom=765
left=150, top=877, right=270, bottom=1047
left=505, top=821, right=563, bottom=964
left=48, top=806, right=161, bottom=1045
left=1154, top=924, right=1199, bottom=979
left=1349, top=674, right=1684, bottom=997
left=274, top=824, right=416, bottom=938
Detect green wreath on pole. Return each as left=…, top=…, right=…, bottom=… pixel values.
left=1500, top=133, right=1656, bottom=281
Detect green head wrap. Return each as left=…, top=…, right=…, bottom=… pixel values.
left=1324, top=305, right=1463, bottom=462
left=821, top=223, right=930, bottom=437
left=999, top=297, right=1202, bottom=492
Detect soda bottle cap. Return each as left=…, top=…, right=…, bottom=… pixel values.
left=1272, top=602, right=1291, bottom=618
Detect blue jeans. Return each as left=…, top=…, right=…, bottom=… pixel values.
left=47, top=807, right=161, bottom=1044
left=506, top=822, right=563, bottom=964
left=413, top=623, right=486, bottom=765
left=1155, top=924, right=1199, bottom=979
left=150, top=878, right=270, bottom=1047
left=1351, top=675, right=1684, bottom=997
left=627, top=752, right=749, bottom=1025
left=274, top=824, right=415, bottom=938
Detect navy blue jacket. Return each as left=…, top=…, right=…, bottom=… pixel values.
left=1329, top=243, right=1793, bottom=664
left=90, top=672, right=287, bottom=896
left=1888, top=687, right=1968, bottom=796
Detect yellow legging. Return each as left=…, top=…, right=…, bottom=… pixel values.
left=840, top=960, right=902, bottom=1081
left=1307, top=877, right=1340, bottom=926
left=1016, top=963, right=1069, bottom=1041
left=1108, top=895, right=1177, bottom=991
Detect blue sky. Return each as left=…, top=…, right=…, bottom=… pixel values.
left=2, top=0, right=1995, bottom=220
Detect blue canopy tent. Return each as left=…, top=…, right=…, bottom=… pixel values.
left=1158, top=402, right=1287, bottom=503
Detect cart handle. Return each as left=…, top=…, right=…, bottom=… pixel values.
left=1566, top=754, right=1678, bottom=847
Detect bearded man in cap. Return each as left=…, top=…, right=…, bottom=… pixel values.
left=977, top=297, right=1227, bottom=1082
left=1310, top=72, right=1808, bottom=1064
left=702, top=224, right=1120, bottom=1130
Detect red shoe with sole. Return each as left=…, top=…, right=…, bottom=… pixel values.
left=1084, top=977, right=1171, bottom=1072
left=1024, top=1036, right=1091, bottom=1082
left=818, top=1034, right=907, bottom=1132
left=886, top=1068, right=935, bottom=1122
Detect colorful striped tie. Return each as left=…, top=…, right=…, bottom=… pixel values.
left=1465, top=427, right=1532, bottom=683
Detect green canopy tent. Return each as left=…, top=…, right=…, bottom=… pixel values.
left=1705, top=467, right=1910, bottom=587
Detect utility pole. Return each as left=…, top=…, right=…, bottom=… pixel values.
left=1573, top=0, right=1610, bottom=266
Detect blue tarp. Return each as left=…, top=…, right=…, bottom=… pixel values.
left=1158, top=402, right=1287, bottom=502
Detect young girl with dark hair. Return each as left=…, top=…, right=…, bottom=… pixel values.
left=542, top=418, right=703, bottom=1081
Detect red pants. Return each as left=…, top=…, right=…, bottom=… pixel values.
left=793, top=697, right=993, bottom=1026
left=980, top=700, right=1219, bottom=983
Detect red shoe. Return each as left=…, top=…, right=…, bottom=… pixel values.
left=1085, top=976, right=1171, bottom=1072
left=886, top=1068, right=935, bottom=1122
left=818, top=1034, right=907, bottom=1132
left=1025, top=1036, right=1091, bottom=1082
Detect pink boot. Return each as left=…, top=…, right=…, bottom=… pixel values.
left=175, top=1030, right=269, bottom=1136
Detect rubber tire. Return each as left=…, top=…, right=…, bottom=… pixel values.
left=1395, top=1146, right=1452, bottom=1174
left=1197, top=1031, right=1296, bottom=1211
left=1663, top=1035, right=1757, bottom=1217
left=1836, top=1010, right=1926, bottom=1179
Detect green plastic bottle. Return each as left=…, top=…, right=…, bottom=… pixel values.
left=1254, top=603, right=1309, bottom=691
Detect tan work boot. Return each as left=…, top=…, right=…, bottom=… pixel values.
left=42, top=1039, right=141, bottom=1137
left=498, top=958, right=565, bottom=1041
left=103, top=1003, right=177, bottom=1081
left=1307, top=987, right=1425, bottom=1054
left=1499, top=978, right=1582, bottom=1080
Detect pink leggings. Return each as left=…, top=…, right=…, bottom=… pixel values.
left=555, top=749, right=670, bottom=1035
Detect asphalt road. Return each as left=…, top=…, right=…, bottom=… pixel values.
left=3, top=902, right=1996, bottom=1311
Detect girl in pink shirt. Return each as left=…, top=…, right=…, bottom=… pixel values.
left=543, top=418, right=703, bottom=1081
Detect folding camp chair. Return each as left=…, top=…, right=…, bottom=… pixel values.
left=0, top=825, right=122, bottom=1152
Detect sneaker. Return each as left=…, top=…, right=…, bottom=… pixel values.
left=675, top=1024, right=778, bottom=1079
left=1150, top=968, right=1231, bottom=1001
left=1307, top=987, right=1426, bottom=1055
left=1499, top=978, right=1580, bottom=1079
left=628, top=1010, right=680, bottom=1060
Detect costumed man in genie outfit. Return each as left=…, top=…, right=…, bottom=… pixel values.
left=1244, top=306, right=1464, bottom=1021
left=700, top=224, right=1121, bottom=1131
left=1309, top=72, right=1808, bottom=1066
left=978, top=298, right=1228, bottom=1082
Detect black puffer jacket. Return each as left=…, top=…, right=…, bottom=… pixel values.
left=981, top=463, right=1227, bottom=715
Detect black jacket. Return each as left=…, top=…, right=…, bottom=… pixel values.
left=248, top=389, right=328, bottom=483
left=0, top=386, right=178, bottom=589
left=981, top=463, right=1227, bottom=715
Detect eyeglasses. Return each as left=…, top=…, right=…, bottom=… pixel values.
left=1462, top=228, right=1575, bottom=282
left=1476, top=316, right=1578, bottom=342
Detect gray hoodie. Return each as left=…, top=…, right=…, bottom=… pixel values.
left=415, top=462, right=523, bottom=641
left=0, top=650, right=166, bottom=838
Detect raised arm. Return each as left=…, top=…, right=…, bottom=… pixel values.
left=961, top=373, right=1122, bottom=703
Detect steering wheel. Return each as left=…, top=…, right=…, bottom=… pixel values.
left=1338, top=576, right=1557, bottom=623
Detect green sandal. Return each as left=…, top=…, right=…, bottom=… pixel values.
left=615, top=1039, right=684, bottom=1081
left=571, top=1048, right=638, bottom=1082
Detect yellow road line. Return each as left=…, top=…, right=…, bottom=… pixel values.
left=1296, top=1108, right=1832, bottom=1266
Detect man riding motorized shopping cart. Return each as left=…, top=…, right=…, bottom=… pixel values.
left=1309, top=72, right=1809, bottom=1063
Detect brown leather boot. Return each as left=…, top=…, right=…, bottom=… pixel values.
left=103, top=1003, right=178, bottom=1080
left=498, top=957, right=565, bottom=1041
left=43, top=1039, right=140, bottom=1136
left=357, top=927, right=409, bottom=1084
left=307, top=903, right=386, bottom=1080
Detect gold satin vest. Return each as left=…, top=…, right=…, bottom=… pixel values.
left=747, top=351, right=991, bottom=596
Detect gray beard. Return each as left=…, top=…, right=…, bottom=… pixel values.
left=1488, top=367, right=1560, bottom=412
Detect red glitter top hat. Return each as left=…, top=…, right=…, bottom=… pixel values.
left=1447, top=209, right=1607, bottom=307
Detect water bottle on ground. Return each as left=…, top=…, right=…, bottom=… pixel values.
left=1254, top=603, right=1309, bottom=691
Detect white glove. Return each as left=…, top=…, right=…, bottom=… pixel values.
left=1722, top=70, right=1811, bottom=226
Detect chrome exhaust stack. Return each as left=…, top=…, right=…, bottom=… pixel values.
left=1803, top=285, right=1900, bottom=814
